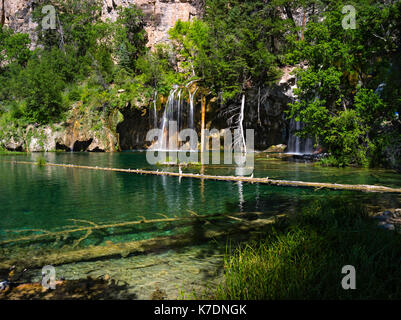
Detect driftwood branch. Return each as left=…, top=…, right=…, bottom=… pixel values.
left=0, top=213, right=283, bottom=270
left=0, top=212, right=227, bottom=246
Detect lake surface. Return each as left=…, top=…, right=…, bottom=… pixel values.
left=1, top=152, right=400, bottom=298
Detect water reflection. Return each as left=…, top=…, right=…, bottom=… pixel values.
left=237, top=181, right=244, bottom=212
left=0, top=152, right=400, bottom=244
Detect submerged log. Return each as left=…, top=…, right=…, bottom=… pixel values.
left=0, top=214, right=283, bottom=270
left=6, top=161, right=401, bottom=194
left=0, top=210, right=251, bottom=246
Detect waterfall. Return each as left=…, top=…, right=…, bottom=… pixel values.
left=188, top=87, right=198, bottom=130
left=286, top=75, right=314, bottom=155
left=375, top=83, right=386, bottom=96
left=186, top=80, right=198, bottom=130
left=177, top=89, right=182, bottom=133
left=156, top=83, right=198, bottom=151
left=287, top=118, right=314, bottom=154
left=159, top=87, right=177, bottom=151
left=153, top=92, right=158, bottom=129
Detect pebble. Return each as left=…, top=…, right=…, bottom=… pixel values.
left=0, top=280, right=9, bottom=291
left=374, top=215, right=388, bottom=222
left=373, top=209, right=401, bottom=232
left=378, top=223, right=395, bottom=231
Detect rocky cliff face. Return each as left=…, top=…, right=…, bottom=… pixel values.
left=102, top=0, right=202, bottom=47
left=115, top=66, right=300, bottom=151
left=1, top=1, right=301, bottom=152
left=1, top=0, right=202, bottom=48
left=0, top=104, right=123, bottom=152
left=1, top=0, right=38, bottom=48
left=0, top=0, right=203, bottom=152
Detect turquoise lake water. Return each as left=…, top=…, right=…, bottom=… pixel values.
left=1, top=152, right=401, bottom=298
left=0, top=152, right=400, bottom=244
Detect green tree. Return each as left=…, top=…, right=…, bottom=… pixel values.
left=0, top=27, right=31, bottom=67
left=286, top=0, right=400, bottom=166
left=169, top=0, right=285, bottom=100
left=114, top=4, right=148, bottom=72
left=19, top=52, right=65, bottom=123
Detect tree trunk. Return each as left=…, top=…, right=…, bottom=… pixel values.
left=301, top=9, right=306, bottom=40
left=1, top=0, right=5, bottom=27
left=200, top=95, right=206, bottom=152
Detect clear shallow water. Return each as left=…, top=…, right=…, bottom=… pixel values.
left=0, top=152, right=400, bottom=243
left=1, top=152, right=401, bottom=298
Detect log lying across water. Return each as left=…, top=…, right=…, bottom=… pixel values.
left=6, top=161, right=401, bottom=194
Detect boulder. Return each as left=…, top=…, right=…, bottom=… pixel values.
left=265, top=144, right=287, bottom=153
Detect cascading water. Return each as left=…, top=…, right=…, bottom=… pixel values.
left=156, top=84, right=198, bottom=151
left=159, top=86, right=177, bottom=151
left=287, top=118, right=314, bottom=154
left=153, top=92, right=158, bottom=129
left=188, top=87, right=198, bottom=130
left=286, top=75, right=314, bottom=155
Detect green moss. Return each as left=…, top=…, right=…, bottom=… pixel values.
left=36, top=157, right=47, bottom=167
left=0, top=150, right=25, bottom=155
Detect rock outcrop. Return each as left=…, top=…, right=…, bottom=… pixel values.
left=0, top=0, right=38, bottom=49
left=102, top=0, right=201, bottom=48
left=1, top=0, right=202, bottom=48
left=0, top=106, right=123, bottom=152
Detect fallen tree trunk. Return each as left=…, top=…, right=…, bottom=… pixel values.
left=0, top=214, right=283, bottom=270
left=0, top=210, right=261, bottom=247
left=0, top=212, right=220, bottom=246
left=6, top=161, right=401, bottom=194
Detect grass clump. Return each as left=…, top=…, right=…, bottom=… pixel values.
left=36, top=157, right=47, bottom=167
left=213, top=200, right=401, bottom=300
left=0, top=150, right=25, bottom=155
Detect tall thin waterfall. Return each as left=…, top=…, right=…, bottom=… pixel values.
left=287, top=118, right=314, bottom=154
left=153, top=91, right=158, bottom=128
left=159, top=87, right=177, bottom=151
left=186, top=80, right=198, bottom=130
left=156, top=84, right=198, bottom=151
left=286, top=76, right=314, bottom=155
left=188, top=87, right=198, bottom=129
left=177, top=89, right=182, bottom=132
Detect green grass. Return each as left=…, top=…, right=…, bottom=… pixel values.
left=156, top=156, right=202, bottom=167
left=0, top=151, right=24, bottom=155
left=212, top=200, right=401, bottom=300
left=0, top=148, right=25, bottom=155
left=36, top=157, right=47, bottom=167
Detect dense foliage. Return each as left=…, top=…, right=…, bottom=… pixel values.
left=169, top=0, right=290, bottom=100
left=286, top=0, right=401, bottom=166
left=0, top=0, right=177, bottom=126
left=0, top=0, right=400, bottom=167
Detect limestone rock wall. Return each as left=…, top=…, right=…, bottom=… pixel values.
left=102, top=0, right=201, bottom=47
left=1, top=0, right=39, bottom=48
left=1, top=0, right=202, bottom=48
